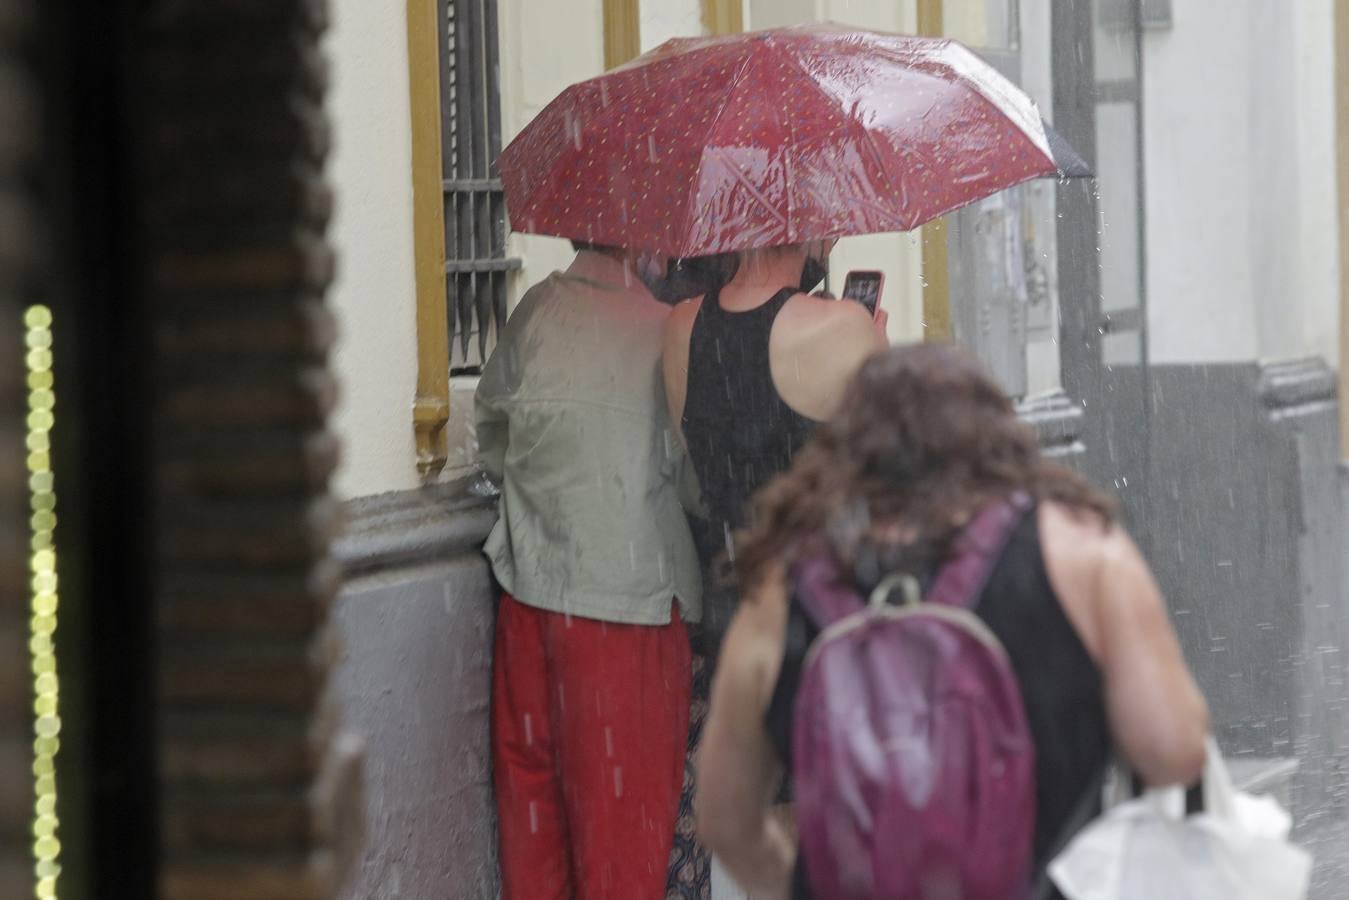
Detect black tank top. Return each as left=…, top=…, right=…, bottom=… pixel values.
left=682, top=287, right=818, bottom=648
left=765, top=508, right=1110, bottom=899
left=683, top=286, right=817, bottom=527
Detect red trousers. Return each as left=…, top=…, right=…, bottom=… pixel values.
left=492, top=593, right=691, bottom=900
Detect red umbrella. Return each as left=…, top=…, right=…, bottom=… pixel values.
left=498, top=25, right=1087, bottom=257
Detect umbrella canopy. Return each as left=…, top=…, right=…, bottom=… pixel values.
left=498, top=25, right=1088, bottom=257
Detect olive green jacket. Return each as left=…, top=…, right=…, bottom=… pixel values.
left=475, top=252, right=702, bottom=625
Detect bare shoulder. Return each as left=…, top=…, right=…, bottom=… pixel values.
left=662, top=297, right=701, bottom=360
left=776, top=293, right=883, bottom=355
left=661, top=298, right=702, bottom=422
left=1040, top=500, right=1155, bottom=659
left=1040, top=499, right=1111, bottom=546
left=1043, top=500, right=1144, bottom=565
left=666, top=296, right=702, bottom=333
left=781, top=292, right=873, bottom=326
left=661, top=296, right=701, bottom=350
left=769, top=294, right=883, bottom=419
left=1039, top=501, right=1121, bottom=585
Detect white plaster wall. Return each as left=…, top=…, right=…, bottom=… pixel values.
left=1019, top=0, right=1062, bottom=394
left=748, top=0, right=818, bottom=30
left=641, top=0, right=703, bottom=52
left=1288, top=0, right=1339, bottom=366
left=1144, top=0, right=1339, bottom=366
left=942, top=2, right=989, bottom=47
left=325, top=0, right=421, bottom=499
left=498, top=0, right=607, bottom=304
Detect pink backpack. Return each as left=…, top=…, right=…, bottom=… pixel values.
left=791, top=493, right=1037, bottom=899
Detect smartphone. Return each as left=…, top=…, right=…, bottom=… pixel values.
left=842, top=270, right=884, bottom=318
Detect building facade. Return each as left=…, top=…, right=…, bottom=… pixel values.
left=10, top=0, right=1343, bottom=897
left=319, top=1, right=1349, bottom=896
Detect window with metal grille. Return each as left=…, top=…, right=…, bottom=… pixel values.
left=438, top=0, right=520, bottom=375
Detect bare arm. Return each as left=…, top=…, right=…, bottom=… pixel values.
left=1096, top=531, right=1209, bottom=785
left=662, top=299, right=708, bottom=515
left=669, top=423, right=706, bottom=517
left=661, top=298, right=699, bottom=434
left=1041, top=504, right=1209, bottom=787
left=695, top=566, right=795, bottom=898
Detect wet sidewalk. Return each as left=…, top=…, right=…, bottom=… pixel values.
left=1303, top=816, right=1349, bottom=899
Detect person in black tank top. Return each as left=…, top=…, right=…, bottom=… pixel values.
left=661, top=243, right=884, bottom=897
left=664, top=241, right=883, bottom=658
left=682, top=285, right=817, bottom=649
left=691, top=345, right=1209, bottom=899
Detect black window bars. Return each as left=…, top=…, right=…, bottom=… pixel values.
left=439, top=0, right=520, bottom=375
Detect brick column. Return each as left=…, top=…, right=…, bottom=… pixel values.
left=142, top=2, right=361, bottom=897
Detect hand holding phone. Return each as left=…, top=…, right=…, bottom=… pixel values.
left=841, top=270, right=884, bottom=319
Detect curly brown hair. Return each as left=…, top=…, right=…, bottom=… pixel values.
left=734, top=343, right=1116, bottom=595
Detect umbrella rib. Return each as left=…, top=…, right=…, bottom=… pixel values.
left=849, top=119, right=915, bottom=232
left=677, top=50, right=763, bottom=255
left=708, top=147, right=789, bottom=225
left=909, top=87, right=1057, bottom=227
left=774, top=47, right=909, bottom=238
left=772, top=41, right=797, bottom=245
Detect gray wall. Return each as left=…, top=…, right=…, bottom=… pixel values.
left=1133, top=359, right=1347, bottom=829
left=332, top=481, right=500, bottom=899
left=1146, top=363, right=1296, bottom=757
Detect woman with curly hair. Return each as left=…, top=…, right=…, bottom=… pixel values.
left=694, top=344, right=1209, bottom=899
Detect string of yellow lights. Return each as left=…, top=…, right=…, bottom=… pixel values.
left=25, top=304, right=60, bottom=900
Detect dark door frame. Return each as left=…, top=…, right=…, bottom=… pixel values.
left=2, top=2, right=39, bottom=896
left=43, top=0, right=157, bottom=894
left=1052, top=0, right=1153, bottom=543
left=38, top=0, right=358, bottom=897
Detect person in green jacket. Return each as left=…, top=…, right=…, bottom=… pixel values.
left=476, top=241, right=702, bottom=900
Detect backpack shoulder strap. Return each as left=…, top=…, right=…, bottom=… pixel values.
left=792, top=553, right=865, bottom=630
left=926, top=490, right=1034, bottom=610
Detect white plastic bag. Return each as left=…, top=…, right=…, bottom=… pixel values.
left=1048, top=738, right=1312, bottom=900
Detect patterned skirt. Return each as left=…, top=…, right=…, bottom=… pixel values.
left=665, top=648, right=712, bottom=899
